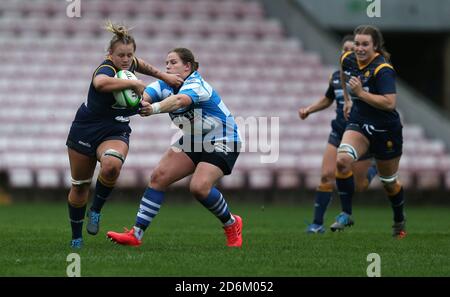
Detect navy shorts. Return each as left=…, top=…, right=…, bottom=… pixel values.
left=346, top=121, right=403, bottom=160
left=172, top=136, right=241, bottom=175
left=328, top=119, right=346, bottom=148
left=329, top=119, right=372, bottom=161
left=66, top=104, right=131, bottom=157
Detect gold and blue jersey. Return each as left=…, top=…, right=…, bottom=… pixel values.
left=325, top=70, right=346, bottom=125
left=340, top=51, right=399, bottom=126
left=85, top=57, right=139, bottom=119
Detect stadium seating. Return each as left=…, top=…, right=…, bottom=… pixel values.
left=0, top=0, right=449, bottom=190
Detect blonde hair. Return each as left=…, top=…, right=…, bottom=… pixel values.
left=104, top=20, right=136, bottom=53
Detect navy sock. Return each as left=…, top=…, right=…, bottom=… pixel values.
left=389, top=187, right=405, bottom=222
left=366, top=165, right=378, bottom=185
left=198, top=187, right=232, bottom=224
left=68, top=202, right=87, bottom=239
left=312, top=190, right=332, bottom=225
left=336, top=173, right=354, bottom=215
left=90, top=177, right=114, bottom=213
left=135, top=187, right=165, bottom=231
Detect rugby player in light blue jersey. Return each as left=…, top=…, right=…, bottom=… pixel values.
left=338, top=25, right=406, bottom=238
left=66, top=21, right=183, bottom=248
left=107, top=48, right=243, bottom=247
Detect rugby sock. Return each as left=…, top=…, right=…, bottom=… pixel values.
left=312, top=184, right=333, bottom=225
left=68, top=202, right=86, bottom=239
left=336, top=171, right=354, bottom=215
left=134, top=187, right=165, bottom=238
left=90, top=175, right=114, bottom=213
left=366, top=165, right=378, bottom=185
left=198, top=187, right=234, bottom=225
left=388, top=186, right=405, bottom=222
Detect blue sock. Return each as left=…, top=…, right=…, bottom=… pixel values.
left=366, top=165, right=378, bottom=185
left=90, top=176, right=114, bottom=213
left=389, top=187, right=405, bottom=222
left=68, top=202, right=86, bottom=239
left=198, top=187, right=232, bottom=225
left=135, top=187, right=165, bottom=231
left=336, top=173, right=354, bottom=215
left=312, top=190, right=332, bottom=225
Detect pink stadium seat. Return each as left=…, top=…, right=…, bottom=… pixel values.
left=0, top=0, right=448, bottom=194
left=416, top=171, right=442, bottom=189
left=220, top=170, right=246, bottom=189
left=276, top=170, right=301, bottom=189
left=115, top=168, right=141, bottom=188
left=8, top=169, right=34, bottom=188
left=303, top=172, right=321, bottom=189
left=248, top=169, right=273, bottom=189
left=36, top=169, right=61, bottom=188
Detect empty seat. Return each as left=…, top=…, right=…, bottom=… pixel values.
left=248, top=169, right=273, bottom=189
left=0, top=0, right=449, bottom=193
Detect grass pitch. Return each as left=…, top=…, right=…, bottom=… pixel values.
left=0, top=201, right=449, bottom=276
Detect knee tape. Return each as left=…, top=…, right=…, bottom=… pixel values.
left=337, top=143, right=358, bottom=161
left=379, top=173, right=401, bottom=195
left=379, top=173, right=398, bottom=185
left=102, top=149, right=125, bottom=163
left=71, top=177, right=92, bottom=186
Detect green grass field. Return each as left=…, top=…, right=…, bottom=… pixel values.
left=0, top=201, right=449, bottom=276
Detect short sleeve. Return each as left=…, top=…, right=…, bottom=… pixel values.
left=340, top=51, right=353, bottom=72
left=179, top=80, right=210, bottom=104
left=93, top=64, right=116, bottom=78
left=325, top=84, right=335, bottom=100
left=144, top=81, right=164, bottom=103
left=375, top=67, right=396, bottom=94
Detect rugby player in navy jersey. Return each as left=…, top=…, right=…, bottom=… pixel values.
left=107, top=48, right=243, bottom=247
left=299, top=35, right=377, bottom=234
left=337, top=25, right=406, bottom=238
left=66, top=21, right=184, bottom=248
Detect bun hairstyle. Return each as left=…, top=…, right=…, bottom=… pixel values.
left=354, top=25, right=390, bottom=61
left=170, top=48, right=199, bottom=72
left=104, top=20, right=136, bottom=52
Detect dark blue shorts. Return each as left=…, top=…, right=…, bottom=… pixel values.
left=172, top=136, right=241, bottom=175
left=329, top=119, right=372, bottom=161
left=66, top=104, right=131, bottom=157
left=346, top=121, right=403, bottom=160
left=328, top=119, right=346, bottom=148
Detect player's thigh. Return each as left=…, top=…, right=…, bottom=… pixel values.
left=191, top=162, right=225, bottom=189
left=67, top=148, right=97, bottom=180
left=96, top=139, right=129, bottom=162
left=352, top=158, right=373, bottom=184
left=375, top=157, right=401, bottom=177
left=340, top=130, right=370, bottom=160
left=321, top=143, right=338, bottom=179
left=151, top=148, right=196, bottom=185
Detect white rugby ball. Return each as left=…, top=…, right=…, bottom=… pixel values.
left=113, top=70, right=141, bottom=108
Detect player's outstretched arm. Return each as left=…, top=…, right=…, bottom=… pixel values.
left=298, top=96, right=333, bottom=120
left=141, top=94, right=192, bottom=116
left=135, top=58, right=184, bottom=87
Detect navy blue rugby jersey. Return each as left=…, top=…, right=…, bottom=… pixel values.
left=325, top=70, right=346, bottom=125
left=340, top=51, right=399, bottom=126
left=85, top=57, right=140, bottom=119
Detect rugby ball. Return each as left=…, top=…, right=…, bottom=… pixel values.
left=113, top=70, right=141, bottom=108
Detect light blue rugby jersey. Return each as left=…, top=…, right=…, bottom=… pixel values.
left=144, top=71, right=241, bottom=143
